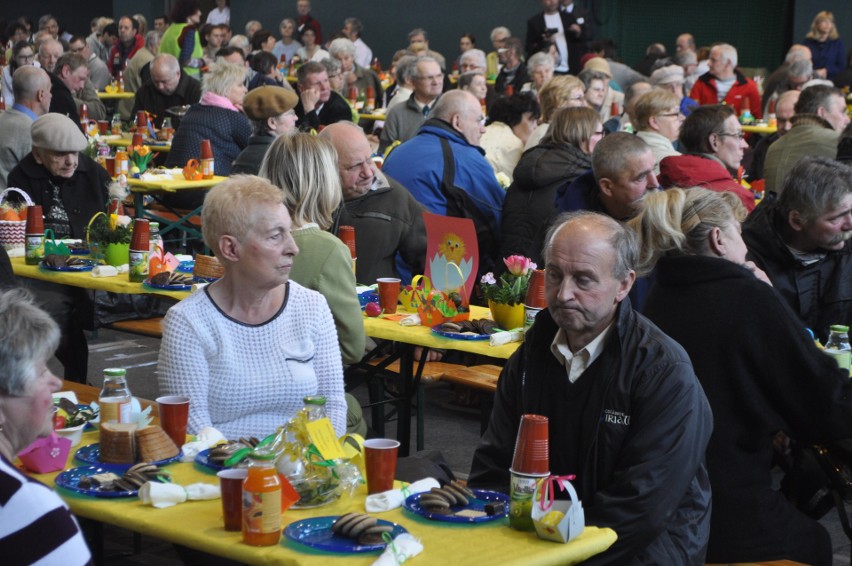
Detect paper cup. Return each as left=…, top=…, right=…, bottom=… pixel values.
left=131, top=133, right=144, bottom=148
left=511, top=414, right=549, bottom=475
left=98, top=120, right=109, bottom=135
left=364, top=438, right=400, bottom=494
left=217, top=469, right=248, bottom=531
left=525, top=269, right=546, bottom=309
left=338, top=225, right=356, bottom=258
left=377, top=278, right=401, bottom=315
left=156, top=395, right=189, bottom=448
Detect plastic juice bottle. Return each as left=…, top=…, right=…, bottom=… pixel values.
left=99, top=368, right=132, bottom=423
left=242, top=453, right=282, bottom=546
left=111, top=113, right=122, bottom=135
left=129, top=219, right=150, bottom=283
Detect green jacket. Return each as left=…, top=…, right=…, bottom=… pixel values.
left=160, top=23, right=203, bottom=79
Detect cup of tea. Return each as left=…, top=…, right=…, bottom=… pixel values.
left=156, top=395, right=189, bottom=448
left=364, top=438, right=400, bottom=494
left=217, top=469, right=248, bottom=531
left=376, top=278, right=401, bottom=315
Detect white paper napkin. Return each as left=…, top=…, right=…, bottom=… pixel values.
left=371, top=533, right=423, bottom=566
left=179, top=426, right=225, bottom=462
left=490, top=330, right=524, bottom=347
left=92, top=265, right=119, bottom=277
left=365, top=477, right=440, bottom=512
left=138, top=481, right=220, bottom=508
left=399, top=314, right=421, bottom=326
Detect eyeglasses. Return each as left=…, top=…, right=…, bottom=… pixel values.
left=417, top=73, right=444, bottom=82
left=657, top=112, right=682, bottom=118
left=715, top=131, right=745, bottom=140
left=16, top=53, right=34, bottom=61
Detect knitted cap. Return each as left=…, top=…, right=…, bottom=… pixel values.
left=650, top=65, right=685, bottom=86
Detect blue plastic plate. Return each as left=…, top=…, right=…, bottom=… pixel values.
left=75, top=443, right=182, bottom=470
left=55, top=465, right=138, bottom=498
left=143, top=280, right=192, bottom=291
left=284, top=516, right=407, bottom=553
left=194, top=448, right=225, bottom=472
left=431, top=325, right=491, bottom=341
left=403, top=489, right=509, bottom=523
left=40, top=259, right=97, bottom=272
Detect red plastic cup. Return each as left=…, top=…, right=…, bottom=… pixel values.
left=217, top=469, right=248, bottom=531
left=136, top=110, right=148, bottom=129
left=338, top=225, right=356, bottom=258
left=98, top=120, right=109, bottom=135
left=131, top=132, right=144, bottom=147
left=377, top=278, right=401, bottom=315
left=156, top=395, right=189, bottom=448
left=364, top=438, right=400, bottom=494
left=511, top=414, right=549, bottom=475
left=25, top=205, right=44, bottom=234
left=525, top=269, right=546, bottom=309
left=104, top=157, right=116, bottom=177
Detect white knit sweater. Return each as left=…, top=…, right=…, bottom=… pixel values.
left=158, top=281, right=347, bottom=439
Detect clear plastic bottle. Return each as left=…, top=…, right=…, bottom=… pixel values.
left=111, top=113, right=122, bottom=135
left=825, top=325, right=852, bottom=373
left=242, top=453, right=282, bottom=546
left=303, top=396, right=327, bottom=421
left=149, top=222, right=163, bottom=255
left=99, top=368, right=132, bottom=423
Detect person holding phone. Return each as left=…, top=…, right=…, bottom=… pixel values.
left=525, top=0, right=583, bottom=74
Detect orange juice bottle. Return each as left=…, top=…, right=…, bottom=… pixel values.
left=242, top=453, right=282, bottom=546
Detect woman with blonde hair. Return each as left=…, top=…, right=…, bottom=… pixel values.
left=260, top=133, right=365, bottom=365
left=633, top=88, right=683, bottom=173
left=165, top=60, right=251, bottom=208
left=803, top=11, right=845, bottom=79
left=634, top=186, right=852, bottom=565
left=159, top=175, right=347, bottom=438
left=501, top=106, right=601, bottom=265
left=524, top=74, right=585, bottom=149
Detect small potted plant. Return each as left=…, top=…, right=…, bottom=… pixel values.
left=87, top=210, right=133, bottom=266
left=480, top=255, right=536, bottom=330
left=129, top=144, right=158, bottom=175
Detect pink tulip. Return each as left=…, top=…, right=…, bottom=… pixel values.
left=503, top=255, right=534, bottom=276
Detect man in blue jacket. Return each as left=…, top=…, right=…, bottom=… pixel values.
left=470, top=212, right=713, bottom=564
left=383, top=90, right=504, bottom=275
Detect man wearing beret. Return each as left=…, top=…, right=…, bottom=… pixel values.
left=232, top=85, right=299, bottom=175
left=8, top=113, right=112, bottom=383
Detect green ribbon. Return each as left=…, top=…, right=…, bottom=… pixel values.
left=381, top=531, right=405, bottom=563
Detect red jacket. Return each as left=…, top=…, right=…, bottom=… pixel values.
left=108, top=34, right=144, bottom=76
left=689, top=70, right=762, bottom=119
left=658, top=154, right=755, bottom=212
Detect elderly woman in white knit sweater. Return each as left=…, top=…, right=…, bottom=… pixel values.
left=158, top=175, right=347, bottom=438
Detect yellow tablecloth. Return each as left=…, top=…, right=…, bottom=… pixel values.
left=28, top=431, right=615, bottom=565
left=364, top=305, right=521, bottom=359
left=742, top=124, right=777, bottom=135
left=128, top=173, right=226, bottom=192
left=11, top=257, right=190, bottom=300
left=106, top=138, right=172, bottom=152
left=98, top=92, right=135, bottom=100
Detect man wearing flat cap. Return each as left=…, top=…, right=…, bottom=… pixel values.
left=650, top=64, right=698, bottom=117
left=8, top=113, right=112, bottom=383
left=232, top=85, right=299, bottom=175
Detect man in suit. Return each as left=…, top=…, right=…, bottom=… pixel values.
left=525, top=0, right=582, bottom=74
left=294, top=61, right=353, bottom=132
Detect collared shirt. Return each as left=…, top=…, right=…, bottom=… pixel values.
left=550, top=323, right=613, bottom=383
left=12, top=103, right=38, bottom=121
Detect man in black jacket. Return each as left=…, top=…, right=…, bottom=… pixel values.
left=294, top=61, right=353, bottom=132
left=470, top=211, right=712, bottom=564
left=525, top=0, right=582, bottom=73
left=744, top=156, right=852, bottom=343
left=132, top=54, right=201, bottom=129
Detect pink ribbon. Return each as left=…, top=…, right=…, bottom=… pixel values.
left=537, top=474, right=576, bottom=511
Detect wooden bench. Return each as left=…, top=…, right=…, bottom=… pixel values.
left=107, top=317, right=164, bottom=338
left=440, top=364, right=502, bottom=433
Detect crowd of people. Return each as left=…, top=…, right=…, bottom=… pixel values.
left=2, top=1, right=852, bottom=564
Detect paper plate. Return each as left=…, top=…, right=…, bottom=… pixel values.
left=431, top=325, right=491, bottom=341
left=55, top=465, right=138, bottom=498
left=194, top=448, right=225, bottom=472
left=284, top=516, right=407, bottom=553
left=403, top=489, right=509, bottom=523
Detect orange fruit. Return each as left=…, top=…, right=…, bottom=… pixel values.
left=0, top=210, right=19, bottom=221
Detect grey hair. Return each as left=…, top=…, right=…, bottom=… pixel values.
left=320, top=57, right=341, bottom=75
left=777, top=156, right=852, bottom=224
left=527, top=51, right=554, bottom=72
left=152, top=53, right=180, bottom=75
left=592, top=132, right=652, bottom=182
left=714, top=44, right=738, bottom=69
left=144, top=30, right=162, bottom=50
left=460, top=49, right=487, bottom=70
left=0, top=288, right=59, bottom=396
left=54, top=52, right=87, bottom=74
left=408, top=28, right=429, bottom=42
left=202, top=61, right=247, bottom=97
left=394, top=55, right=419, bottom=85
left=795, top=84, right=843, bottom=114
left=279, top=18, right=297, bottom=30
left=432, top=89, right=476, bottom=122
left=329, top=38, right=356, bottom=59
left=578, top=69, right=609, bottom=89
left=38, top=14, right=56, bottom=31
left=457, top=70, right=485, bottom=91
left=12, top=66, right=49, bottom=101
left=244, top=20, right=261, bottom=36
left=785, top=44, right=812, bottom=63
left=229, top=34, right=250, bottom=52
left=344, top=17, right=363, bottom=37
left=544, top=211, right=637, bottom=280
left=674, top=50, right=697, bottom=66
left=490, top=27, right=511, bottom=42
left=788, top=58, right=813, bottom=79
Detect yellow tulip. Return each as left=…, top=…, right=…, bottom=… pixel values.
left=108, top=213, right=118, bottom=231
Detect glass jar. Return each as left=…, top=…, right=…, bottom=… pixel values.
left=99, top=368, right=132, bottom=423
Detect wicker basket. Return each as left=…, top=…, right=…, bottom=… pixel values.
left=0, top=188, right=33, bottom=250
left=193, top=254, right=224, bottom=282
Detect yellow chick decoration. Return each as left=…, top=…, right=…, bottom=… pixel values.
left=438, top=233, right=466, bottom=264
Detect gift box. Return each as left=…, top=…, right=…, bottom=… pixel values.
left=531, top=475, right=584, bottom=544
left=17, top=432, right=72, bottom=473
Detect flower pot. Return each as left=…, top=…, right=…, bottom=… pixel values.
left=489, top=300, right=526, bottom=331
left=103, top=242, right=129, bottom=267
